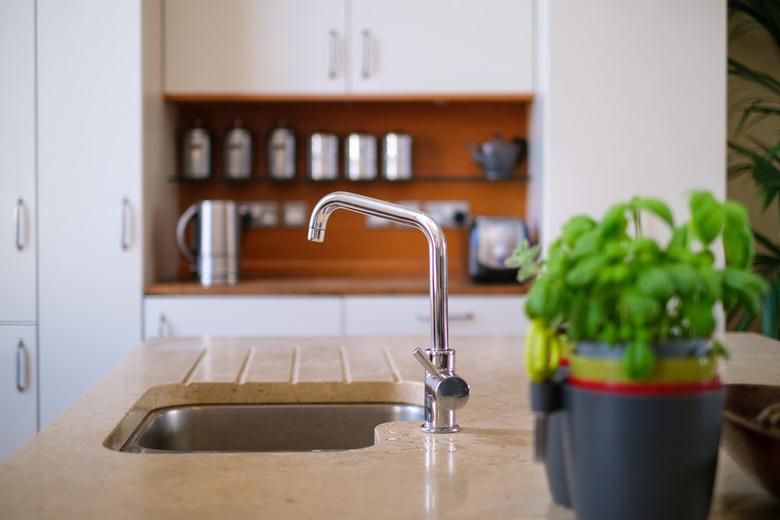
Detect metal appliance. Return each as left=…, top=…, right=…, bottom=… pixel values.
left=223, top=120, right=252, bottom=180
left=468, top=216, right=529, bottom=282
left=176, top=200, right=243, bottom=286
left=381, top=132, right=412, bottom=181
left=344, top=133, right=377, bottom=181
left=182, top=121, right=211, bottom=179
left=307, top=132, right=339, bottom=181
left=267, top=123, right=296, bottom=180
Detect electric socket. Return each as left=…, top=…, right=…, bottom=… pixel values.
left=244, top=201, right=279, bottom=228
left=423, top=200, right=470, bottom=229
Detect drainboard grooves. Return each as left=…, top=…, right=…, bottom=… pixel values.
left=382, top=347, right=402, bottom=383
left=236, top=347, right=254, bottom=384
left=339, top=346, right=352, bottom=384
left=181, top=348, right=207, bottom=384
left=289, top=346, right=300, bottom=384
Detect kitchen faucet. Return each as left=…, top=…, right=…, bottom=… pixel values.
left=308, top=192, right=469, bottom=433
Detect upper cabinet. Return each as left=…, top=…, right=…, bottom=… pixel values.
left=165, top=0, right=347, bottom=95
left=163, top=0, right=534, bottom=97
left=350, top=0, right=533, bottom=95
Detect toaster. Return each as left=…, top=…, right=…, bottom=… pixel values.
left=468, top=216, right=529, bottom=282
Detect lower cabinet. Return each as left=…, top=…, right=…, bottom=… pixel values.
left=0, top=325, right=36, bottom=463
left=144, top=295, right=527, bottom=338
left=343, top=296, right=528, bottom=336
left=144, top=296, right=342, bottom=338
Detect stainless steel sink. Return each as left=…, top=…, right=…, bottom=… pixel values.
left=121, top=403, right=424, bottom=453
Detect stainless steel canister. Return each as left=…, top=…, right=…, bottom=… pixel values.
left=308, top=132, right=339, bottom=181
left=176, top=200, right=242, bottom=287
left=345, top=133, right=377, bottom=181
left=267, top=123, right=296, bottom=180
left=223, top=120, right=253, bottom=180
left=182, top=121, right=211, bottom=179
left=382, top=132, right=413, bottom=181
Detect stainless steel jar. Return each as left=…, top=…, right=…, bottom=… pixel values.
left=308, top=132, right=339, bottom=181
left=267, top=123, right=296, bottom=180
left=223, top=120, right=253, bottom=180
left=345, top=133, right=377, bottom=181
left=382, top=132, right=413, bottom=181
left=182, top=121, right=211, bottom=179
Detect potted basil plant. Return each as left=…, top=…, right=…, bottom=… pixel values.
left=507, top=192, right=766, bottom=520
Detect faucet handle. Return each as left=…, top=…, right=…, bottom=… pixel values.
left=412, top=348, right=470, bottom=411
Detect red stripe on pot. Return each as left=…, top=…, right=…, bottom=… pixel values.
left=569, top=376, right=721, bottom=395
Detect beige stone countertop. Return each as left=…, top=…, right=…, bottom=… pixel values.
left=0, top=333, right=779, bottom=519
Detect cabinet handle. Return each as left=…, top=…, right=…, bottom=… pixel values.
left=121, top=197, right=131, bottom=251
left=328, top=30, right=338, bottom=79
left=157, top=313, right=171, bottom=337
left=417, top=312, right=475, bottom=322
left=16, top=339, right=30, bottom=393
left=361, top=30, right=371, bottom=79
left=14, top=198, right=26, bottom=251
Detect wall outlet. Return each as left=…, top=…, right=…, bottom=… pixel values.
left=243, top=201, right=278, bottom=228
left=282, top=201, right=308, bottom=228
left=423, top=200, right=470, bottom=228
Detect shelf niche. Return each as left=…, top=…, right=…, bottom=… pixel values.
left=172, top=99, right=531, bottom=280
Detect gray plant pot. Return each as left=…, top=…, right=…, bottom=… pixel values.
left=530, top=339, right=722, bottom=518
left=562, top=383, right=723, bottom=520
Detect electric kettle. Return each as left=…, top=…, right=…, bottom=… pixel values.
left=176, top=200, right=244, bottom=286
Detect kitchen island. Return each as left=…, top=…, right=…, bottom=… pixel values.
left=0, top=334, right=778, bottom=519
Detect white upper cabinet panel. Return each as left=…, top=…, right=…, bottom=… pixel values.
left=349, top=0, right=534, bottom=94
left=165, top=0, right=347, bottom=95
left=0, top=0, right=36, bottom=323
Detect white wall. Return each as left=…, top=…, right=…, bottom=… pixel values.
left=533, top=0, right=727, bottom=249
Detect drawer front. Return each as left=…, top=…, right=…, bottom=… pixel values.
left=144, top=296, right=342, bottom=339
left=344, top=296, right=527, bottom=336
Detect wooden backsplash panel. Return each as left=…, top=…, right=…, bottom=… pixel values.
left=173, top=101, right=529, bottom=279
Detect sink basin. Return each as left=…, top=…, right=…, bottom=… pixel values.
left=121, top=403, right=425, bottom=453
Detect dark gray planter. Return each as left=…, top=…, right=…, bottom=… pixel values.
left=562, top=383, right=723, bottom=520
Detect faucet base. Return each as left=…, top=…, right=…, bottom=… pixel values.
left=421, top=424, right=461, bottom=434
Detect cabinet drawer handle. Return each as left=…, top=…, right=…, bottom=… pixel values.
left=16, top=339, right=30, bottom=393
left=361, top=30, right=371, bottom=79
left=328, top=30, right=338, bottom=79
left=121, top=197, right=131, bottom=251
left=417, top=312, right=475, bottom=322
left=14, top=198, right=26, bottom=251
left=157, top=313, right=171, bottom=337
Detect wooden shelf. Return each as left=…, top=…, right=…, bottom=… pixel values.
left=164, top=93, right=534, bottom=104
left=168, top=174, right=530, bottom=184
left=146, top=276, right=529, bottom=296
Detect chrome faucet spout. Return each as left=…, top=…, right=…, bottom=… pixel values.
left=307, top=191, right=449, bottom=353
left=308, top=192, right=469, bottom=433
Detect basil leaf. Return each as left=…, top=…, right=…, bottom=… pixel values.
left=637, top=267, right=674, bottom=300
left=622, top=340, right=656, bottom=381
left=631, top=197, right=674, bottom=227
left=690, top=191, right=724, bottom=245
left=722, top=201, right=754, bottom=269
left=562, top=215, right=597, bottom=247
left=565, top=255, right=607, bottom=288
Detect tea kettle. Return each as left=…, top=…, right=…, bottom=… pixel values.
left=469, top=134, right=527, bottom=180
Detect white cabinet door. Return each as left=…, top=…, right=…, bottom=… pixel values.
left=144, top=296, right=342, bottom=338
left=37, top=0, right=143, bottom=427
left=344, top=295, right=528, bottom=336
left=349, top=0, right=534, bottom=94
left=0, top=325, right=37, bottom=463
left=0, top=0, right=36, bottom=323
left=165, top=0, right=347, bottom=95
